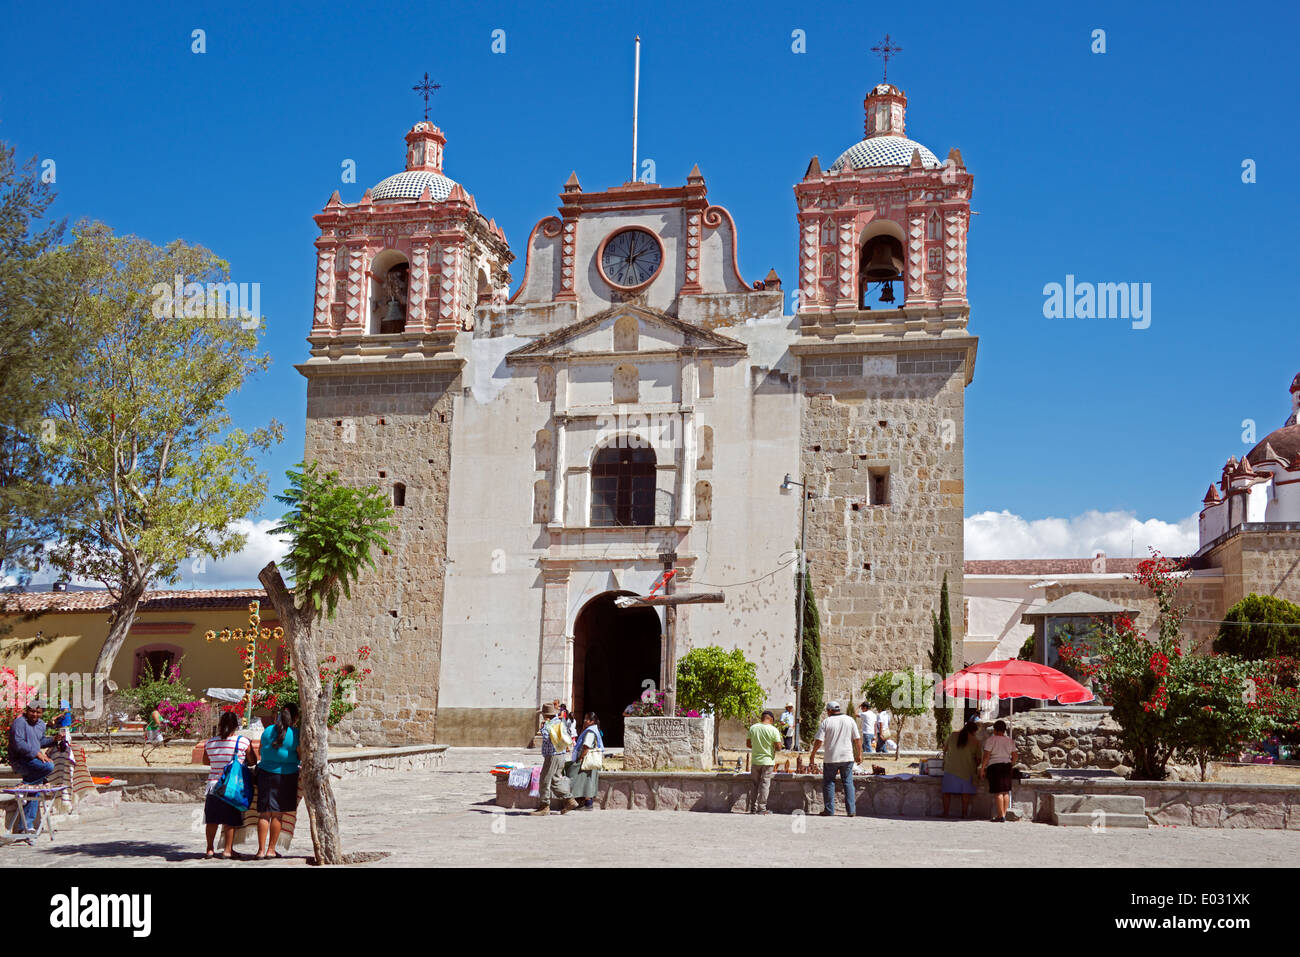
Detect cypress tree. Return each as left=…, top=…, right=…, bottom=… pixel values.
left=798, top=568, right=825, bottom=748
left=929, top=573, right=955, bottom=748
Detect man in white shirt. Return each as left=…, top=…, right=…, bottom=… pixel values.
left=876, top=709, right=892, bottom=753
left=809, top=701, right=862, bottom=817
left=859, top=703, right=878, bottom=750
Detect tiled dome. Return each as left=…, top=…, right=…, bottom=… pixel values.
left=371, top=169, right=457, bottom=202
left=830, top=137, right=941, bottom=171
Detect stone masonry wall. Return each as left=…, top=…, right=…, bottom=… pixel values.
left=303, top=369, right=457, bottom=745
left=799, top=349, right=966, bottom=710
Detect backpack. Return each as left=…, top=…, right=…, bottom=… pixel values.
left=212, top=737, right=252, bottom=811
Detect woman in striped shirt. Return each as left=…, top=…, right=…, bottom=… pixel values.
left=203, top=711, right=250, bottom=860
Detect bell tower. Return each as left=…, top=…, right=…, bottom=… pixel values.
left=790, top=62, right=978, bottom=730
left=296, top=113, right=514, bottom=746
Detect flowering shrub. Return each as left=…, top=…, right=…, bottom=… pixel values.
left=231, top=641, right=373, bottom=729
left=0, top=666, right=40, bottom=763
left=626, top=690, right=700, bottom=718
left=156, top=699, right=213, bottom=738
left=118, top=660, right=196, bottom=722
left=1057, top=550, right=1274, bottom=780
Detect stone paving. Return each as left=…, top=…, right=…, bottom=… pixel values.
left=4, top=747, right=1299, bottom=867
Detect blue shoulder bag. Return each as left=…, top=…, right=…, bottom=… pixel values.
left=213, top=737, right=253, bottom=811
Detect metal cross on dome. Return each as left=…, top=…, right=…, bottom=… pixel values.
left=871, top=34, right=903, bottom=82
left=412, top=72, right=441, bottom=121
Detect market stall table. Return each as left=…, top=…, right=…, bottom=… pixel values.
left=1, top=785, right=69, bottom=843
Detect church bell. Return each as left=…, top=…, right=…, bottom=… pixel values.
left=384, top=297, right=404, bottom=325
left=861, top=236, right=904, bottom=283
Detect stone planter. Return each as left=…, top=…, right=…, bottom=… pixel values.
left=623, top=715, right=714, bottom=770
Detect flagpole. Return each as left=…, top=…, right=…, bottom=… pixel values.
left=632, top=36, right=641, bottom=183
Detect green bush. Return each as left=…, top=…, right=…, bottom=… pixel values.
left=1213, top=594, right=1300, bottom=660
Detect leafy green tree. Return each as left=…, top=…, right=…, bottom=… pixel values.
left=259, top=462, right=394, bottom=865
left=1213, top=594, right=1300, bottom=660
left=42, top=222, right=281, bottom=694
left=0, top=143, right=87, bottom=590
left=797, top=568, right=825, bottom=749
left=930, top=573, right=955, bottom=747
left=1170, top=654, right=1271, bottom=780
left=862, top=668, right=931, bottom=755
left=676, top=645, right=766, bottom=767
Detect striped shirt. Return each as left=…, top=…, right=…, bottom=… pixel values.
left=205, top=735, right=250, bottom=793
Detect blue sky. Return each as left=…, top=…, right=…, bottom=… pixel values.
left=2, top=0, right=1297, bottom=576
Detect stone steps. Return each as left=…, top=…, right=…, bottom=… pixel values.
left=1045, top=791, right=1148, bottom=828
left=1053, top=811, right=1149, bottom=829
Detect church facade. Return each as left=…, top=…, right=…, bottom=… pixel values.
left=297, top=82, right=977, bottom=746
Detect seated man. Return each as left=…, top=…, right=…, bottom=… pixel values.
left=7, top=700, right=57, bottom=833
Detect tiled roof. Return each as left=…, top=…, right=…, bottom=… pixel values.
left=963, top=558, right=1154, bottom=576
left=0, top=588, right=268, bottom=614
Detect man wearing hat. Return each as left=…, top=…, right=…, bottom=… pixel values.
left=808, top=701, right=862, bottom=817
left=6, top=699, right=57, bottom=832
left=778, top=703, right=795, bottom=751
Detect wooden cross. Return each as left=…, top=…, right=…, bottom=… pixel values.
left=616, top=558, right=725, bottom=715
left=871, top=34, right=903, bottom=82
left=412, top=72, right=441, bottom=121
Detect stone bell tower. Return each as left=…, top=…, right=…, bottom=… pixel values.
left=297, top=117, right=513, bottom=745
left=791, top=75, right=978, bottom=721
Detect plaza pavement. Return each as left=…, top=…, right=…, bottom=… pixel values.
left=4, top=747, right=1299, bottom=867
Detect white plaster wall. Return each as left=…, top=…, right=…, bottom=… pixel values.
left=963, top=577, right=1043, bottom=664
left=439, top=334, right=550, bottom=710
left=438, top=313, right=802, bottom=713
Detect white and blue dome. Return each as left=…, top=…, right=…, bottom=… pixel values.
left=830, top=136, right=941, bottom=171
left=371, top=169, right=457, bottom=202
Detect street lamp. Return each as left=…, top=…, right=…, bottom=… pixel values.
left=781, top=473, right=809, bottom=752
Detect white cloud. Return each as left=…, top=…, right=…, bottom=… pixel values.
left=15, top=519, right=289, bottom=592
left=964, top=509, right=1199, bottom=560
left=181, top=519, right=290, bottom=589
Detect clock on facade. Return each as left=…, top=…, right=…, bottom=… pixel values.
left=599, top=227, right=664, bottom=290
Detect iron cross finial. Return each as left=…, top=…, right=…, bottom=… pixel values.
left=870, top=34, right=903, bottom=82
left=412, top=72, right=441, bottom=121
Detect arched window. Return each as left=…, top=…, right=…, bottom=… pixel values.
left=613, top=363, right=639, bottom=404
left=698, top=361, right=714, bottom=399
left=696, top=425, right=714, bottom=470
left=927, top=209, right=942, bottom=241
left=614, top=315, right=638, bottom=352
left=695, top=480, right=713, bottom=521
left=535, top=429, right=554, bottom=470
left=369, top=250, right=410, bottom=334
left=537, top=365, right=556, bottom=402
left=533, top=479, right=552, bottom=523
left=393, top=482, right=406, bottom=508
left=591, top=444, right=656, bottom=527
left=133, top=644, right=183, bottom=685
left=476, top=269, right=492, bottom=305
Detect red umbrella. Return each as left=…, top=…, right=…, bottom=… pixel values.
left=942, top=659, right=1095, bottom=706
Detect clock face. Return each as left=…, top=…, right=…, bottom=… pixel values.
left=601, top=228, right=663, bottom=289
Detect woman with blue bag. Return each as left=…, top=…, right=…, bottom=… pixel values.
left=203, top=711, right=251, bottom=860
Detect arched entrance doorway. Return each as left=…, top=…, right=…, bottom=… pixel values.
left=572, top=590, right=662, bottom=747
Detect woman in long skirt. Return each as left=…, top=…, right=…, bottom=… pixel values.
left=566, top=712, right=603, bottom=810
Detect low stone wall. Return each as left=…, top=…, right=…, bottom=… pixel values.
left=96, top=744, right=448, bottom=803
left=495, top=770, right=1300, bottom=828
left=1010, top=710, right=1126, bottom=772
left=623, top=716, right=714, bottom=770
